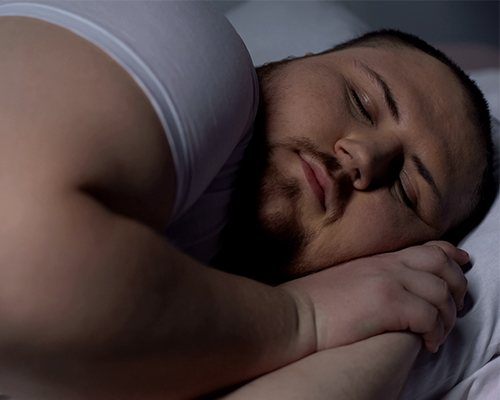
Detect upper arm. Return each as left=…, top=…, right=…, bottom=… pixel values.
left=0, top=16, right=176, bottom=227
left=0, top=17, right=179, bottom=349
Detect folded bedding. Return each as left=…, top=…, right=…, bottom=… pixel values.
left=443, top=354, right=500, bottom=400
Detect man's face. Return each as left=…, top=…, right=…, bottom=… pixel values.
left=252, top=44, right=484, bottom=277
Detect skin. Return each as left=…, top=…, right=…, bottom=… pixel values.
left=225, top=333, right=422, bottom=400
left=0, top=16, right=482, bottom=399
left=219, top=43, right=485, bottom=280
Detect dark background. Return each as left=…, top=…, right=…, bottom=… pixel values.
left=211, top=0, right=499, bottom=47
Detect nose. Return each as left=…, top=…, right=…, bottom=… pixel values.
left=334, top=135, right=403, bottom=190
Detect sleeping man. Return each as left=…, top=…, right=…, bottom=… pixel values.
left=0, top=2, right=495, bottom=399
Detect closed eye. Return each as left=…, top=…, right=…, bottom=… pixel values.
left=396, top=178, right=416, bottom=211
left=350, top=88, right=374, bottom=125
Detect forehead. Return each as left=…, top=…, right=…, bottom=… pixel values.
left=288, top=45, right=484, bottom=229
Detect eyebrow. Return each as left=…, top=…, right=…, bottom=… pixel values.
left=411, top=154, right=442, bottom=201
left=353, top=61, right=442, bottom=206
left=356, top=61, right=400, bottom=123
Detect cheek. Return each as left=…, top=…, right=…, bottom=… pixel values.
left=342, top=192, right=432, bottom=253
left=300, top=192, right=431, bottom=269
left=264, top=84, right=349, bottom=146
left=258, top=150, right=299, bottom=217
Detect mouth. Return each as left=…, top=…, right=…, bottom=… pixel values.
left=299, top=152, right=333, bottom=212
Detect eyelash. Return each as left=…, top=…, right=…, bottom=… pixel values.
left=396, top=178, right=416, bottom=211
left=350, top=88, right=374, bottom=125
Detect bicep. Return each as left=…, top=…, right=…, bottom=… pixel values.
left=0, top=16, right=178, bottom=343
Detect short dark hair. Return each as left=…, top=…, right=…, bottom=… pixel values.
left=315, top=29, right=497, bottom=243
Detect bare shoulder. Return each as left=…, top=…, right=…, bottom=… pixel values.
left=0, top=16, right=175, bottom=230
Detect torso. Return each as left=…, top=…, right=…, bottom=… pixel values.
left=0, top=16, right=175, bottom=231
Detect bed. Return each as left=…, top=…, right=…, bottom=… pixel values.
left=0, top=1, right=496, bottom=399
left=221, top=1, right=500, bottom=398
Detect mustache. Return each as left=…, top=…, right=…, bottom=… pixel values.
left=270, top=136, right=353, bottom=226
left=270, top=136, right=341, bottom=174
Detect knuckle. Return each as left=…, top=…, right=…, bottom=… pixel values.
left=428, top=245, right=449, bottom=265
left=426, top=240, right=452, bottom=250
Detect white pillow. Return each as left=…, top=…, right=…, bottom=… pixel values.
left=224, top=0, right=367, bottom=66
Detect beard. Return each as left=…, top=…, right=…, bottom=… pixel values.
left=212, top=60, right=342, bottom=284
left=211, top=106, right=308, bottom=284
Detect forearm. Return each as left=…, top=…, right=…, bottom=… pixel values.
left=0, top=189, right=314, bottom=398
left=225, top=332, right=421, bottom=400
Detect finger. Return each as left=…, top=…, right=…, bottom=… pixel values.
left=398, top=268, right=457, bottom=337
left=396, top=293, right=445, bottom=353
left=423, top=316, right=446, bottom=353
left=423, top=240, right=470, bottom=266
left=395, top=244, right=468, bottom=308
left=420, top=244, right=468, bottom=309
left=395, top=241, right=468, bottom=268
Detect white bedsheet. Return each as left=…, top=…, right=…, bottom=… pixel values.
left=443, top=355, right=500, bottom=400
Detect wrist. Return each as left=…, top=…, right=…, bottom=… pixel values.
left=374, top=331, right=422, bottom=362
left=278, top=285, right=318, bottom=359
left=390, top=331, right=422, bottom=352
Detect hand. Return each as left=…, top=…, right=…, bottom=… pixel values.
left=281, top=241, right=469, bottom=353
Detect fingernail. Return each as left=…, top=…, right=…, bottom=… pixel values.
left=459, top=249, right=470, bottom=260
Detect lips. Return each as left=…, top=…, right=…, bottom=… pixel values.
left=299, top=152, right=333, bottom=211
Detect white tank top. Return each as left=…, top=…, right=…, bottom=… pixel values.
left=0, top=0, right=259, bottom=263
